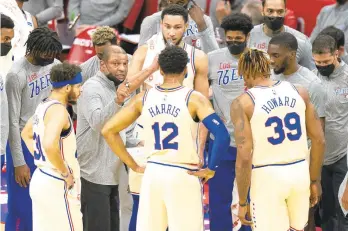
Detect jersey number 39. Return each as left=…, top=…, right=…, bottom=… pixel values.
left=265, top=112, right=302, bottom=145
left=152, top=122, right=178, bottom=150
left=33, top=132, right=46, bottom=161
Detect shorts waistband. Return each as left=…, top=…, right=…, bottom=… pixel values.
left=39, top=168, right=65, bottom=181
left=148, top=161, right=199, bottom=171
left=252, top=159, right=306, bottom=169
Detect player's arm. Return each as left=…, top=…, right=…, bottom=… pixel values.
left=231, top=94, right=253, bottom=208
left=42, top=105, right=71, bottom=176
left=188, top=92, right=230, bottom=183
left=21, top=117, right=34, bottom=155
left=193, top=50, right=210, bottom=166
left=298, top=86, right=325, bottom=184
left=102, top=92, right=145, bottom=173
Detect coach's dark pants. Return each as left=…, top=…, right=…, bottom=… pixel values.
left=321, top=155, right=348, bottom=231
left=81, top=177, right=120, bottom=231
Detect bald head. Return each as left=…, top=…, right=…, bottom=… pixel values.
left=102, top=45, right=127, bottom=61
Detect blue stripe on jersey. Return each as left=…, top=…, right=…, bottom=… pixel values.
left=148, top=161, right=198, bottom=171
left=155, top=85, right=184, bottom=92
left=63, top=183, right=74, bottom=231
left=137, top=123, right=143, bottom=129
left=252, top=159, right=305, bottom=169
left=191, top=47, right=196, bottom=75
left=290, top=83, right=300, bottom=94
left=253, top=80, right=281, bottom=88
left=245, top=91, right=255, bottom=104
left=186, top=89, right=194, bottom=106
left=142, top=89, right=149, bottom=106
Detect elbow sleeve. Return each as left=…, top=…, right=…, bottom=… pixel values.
left=202, top=113, right=230, bottom=170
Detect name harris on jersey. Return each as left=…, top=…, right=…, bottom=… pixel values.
left=148, top=103, right=181, bottom=118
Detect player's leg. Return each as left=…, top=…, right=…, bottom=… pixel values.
left=80, top=177, right=114, bottom=231
left=118, top=164, right=133, bottom=231
left=320, top=165, right=337, bottom=231
left=110, top=184, right=120, bottom=231
left=287, top=161, right=310, bottom=230
left=137, top=164, right=167, bottom=231
left=129, top=194, right=139, bottom=231
left=250, top=167, right=290, bottom=231
left=165, top=167, right=204, bottom=231
left=5, top=140, right=36, bottom=231
left=331, top=156, right=348, bottom=230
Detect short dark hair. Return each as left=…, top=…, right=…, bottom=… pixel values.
left=261, top=0, right=286, bottom=7
left=25, top=27, right=62, bottom=57
left=0, top=14, right=14, bottom=29
left=161, top=4, right=188, bottom=23
left=319, top=26, right=345, bottom=49
left=50, top=62, right=82, bottom=88
left=102, top=45, right=127, bottom=61
left=269, top=32, right=298, bottom=51
left=159, top=46, right=188, bottom=75
left=221, top=13, right=254, bottom=36
left=312, top=34, right=337, bottom=55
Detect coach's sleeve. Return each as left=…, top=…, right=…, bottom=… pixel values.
left=197, top=15, right=219, bottom=53
left=139, top=15, right=158, bottom=46
left=308, top=80, right=326, bottom=118
left=5, top=72, right=26, bottom=167
left=81, top=82, right=122, bottom=132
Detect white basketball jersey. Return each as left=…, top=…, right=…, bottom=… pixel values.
left=23, top=10, right=35, bottom=32
left=32, top=99, right=80, bottom=178
left=141, top=86, right=199, bottom=165
left=247, top=81, right=308, bottom=167
left=143, top=33, right=196, bottom=88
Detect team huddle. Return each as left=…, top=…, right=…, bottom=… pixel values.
left=4, top=0, right=348, bottom=230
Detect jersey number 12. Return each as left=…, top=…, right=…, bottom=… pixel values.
left=265, top=112, right=302, bottom=145
left=152, top=122, right=179, bottom=150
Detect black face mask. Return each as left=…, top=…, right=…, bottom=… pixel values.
left=1, top=43, right=12, bottom=56
left=106, top=73, right=124, bottom=87
left=337, top=0, right=347, bottom=5
left=226, top=41, right=247, bottom=55
left=316, top=64, right=335, bottom=77
left=34, top=57, right=54, bottom=66
left=264, top=16, right=285, bottom=31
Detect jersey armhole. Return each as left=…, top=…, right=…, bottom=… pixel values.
left=191, top=47, right=196, bottom=76
left=245, top=91, right=255, bottom=104
left=290, top=83, right=300, bottom=94
left=185, top=89, right=200, bottom=122
left=142, top=89, right=149, bottom=106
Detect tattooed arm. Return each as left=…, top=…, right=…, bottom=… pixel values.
left=231, top=94, right=254, bottom=204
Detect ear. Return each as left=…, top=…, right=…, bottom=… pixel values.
left=338, top=46, right=345, bottom=57
left=65, top=84, right=71, bottom=93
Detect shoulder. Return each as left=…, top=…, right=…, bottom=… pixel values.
left=142, top=12, right=161, bottom=25
left=208, top=47, right=227, bottom=57
left=320, top=4, right=336, bottom=14
left=285, top=26, right=310, bottom=42
left=45, top=103, right=69, bottom=121
left=250, top=24, right=262, bottom=35
left=297, top=66, right=321, bottom=82
left=53, top=58, right=61, bottom=65
left=294, top=84, right=310, bottom=102
left=189, top=90, right=209, bottom=105
left=193, top=48, right=208, bottom=63
left=81, top=55, right=98, bottom=67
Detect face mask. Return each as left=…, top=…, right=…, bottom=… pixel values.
left=264, top=16, right=285, bottom=31
left=337, top=0, right=347, bottom=5
left=35, top=57, right=54, bottom=66
left=105, top=65, right=124, bottom=87
left=316, top=64, right=335, bottom=77
left=226, top=41, right=247, bottom=55
left=1, top=43, right=12, bottom=56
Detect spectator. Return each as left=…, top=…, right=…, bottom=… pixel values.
left=16, top=0, right=38, bottom=30
left=0, top=14, right=15, bottom=169
left=312, top=34, right=348, bottom=231
left=23, top=0, right=64, bottom=26
left=319, top=26, right=348, bottom=64
left=310, top=0, right=348, bottom=52
left=0, top=13, right=15, bottom=79
left=68, top=0, right=134, bottom=31
left=5, top=26, right=61, bottom=231
left=248, top=0, right=315, bottom=70
left=241, top=0, right=263, bottom=25
left=139, top=0, right=219, bottom=53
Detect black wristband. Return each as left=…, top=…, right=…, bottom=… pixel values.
left=239, top=201, right=249, bottom=207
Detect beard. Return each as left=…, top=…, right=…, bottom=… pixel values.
left=274, top=59, right=289, bottom=75
left=68, top=92, right=78, bottom=105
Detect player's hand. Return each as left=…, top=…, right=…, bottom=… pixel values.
left=342, top=185, right=348, bottom=211
left=133, top=165, right=145, bottom=174
left=116, top=84, right=130, bottom=105
left=188, top=0, right=207, bottom=31
left=216, top=0, right=232, bottom=25
left=15, top=164, right=31, bottom=187
left=310, top=181, right=322, bottom=207
left=238, top=203, right=253, bottom=226
left=187, top=168, right=215, bottom=184
left=149, top=55, right=159, bottom=73
left=137, top=140, right=145, bottom=147
left=62, top=172, right=75, bottom=190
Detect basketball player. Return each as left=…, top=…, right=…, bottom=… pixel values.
left=21, top=62, right=83, bottom=231
left=16, top=0, right=38, bottom=31
left=207, top=13, right=253, bottom=231
left=5, top=27, right=62, bottom=231
left=232, top=49, right=325, bottom=231
left=102, top=46, right=230, bottom=231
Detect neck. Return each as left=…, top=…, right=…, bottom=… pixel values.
left=26, top=55, right=36, bottom=65
left=161, top=76, right=182, bottom=88
left=252, top=77, right=273, bottom=87
left=48, top=90, right=68, bottom=106
left=263, top=24, right=284, bottom=37
left=334, top=59, right=341, bottom=69
left=16, top=1, right=24, bottom=9
left=283, top=62, right=299, bottom=76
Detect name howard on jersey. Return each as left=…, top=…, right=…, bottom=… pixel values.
left=261, top=96, right=297, bottom=114
left=148, top=103, right=181, bottom=118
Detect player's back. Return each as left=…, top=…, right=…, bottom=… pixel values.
left=32, top=98, right=80, bottom=178
left=141, top=86, right=199, bottom=167
left=247, top=81, right=308, bottom=167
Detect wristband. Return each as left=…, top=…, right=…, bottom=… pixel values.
left=311, top=180, right=318, bottom=184
left=239, top=201, right=249, bottom=207
left=61, top=172, right=69, bottom=178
